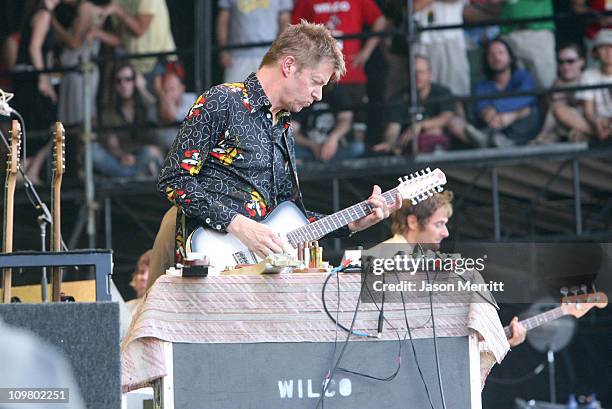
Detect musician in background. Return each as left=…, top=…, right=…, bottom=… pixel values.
left=384, top=191, right=527, bottom=347
left=126, top=249, right=151, bottom=314
left=158, top=21, right=401, bottom=264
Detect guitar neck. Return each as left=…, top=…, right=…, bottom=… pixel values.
left=51, top=177, right=62, bottom=252
left=3, top=179, right=15, bottom=253
left=503, top=307, right=565, bottom=338
left=288, top=188, right=399, bottom=245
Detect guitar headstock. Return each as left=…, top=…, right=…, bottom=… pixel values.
left=52, top=121, right=65, bottom=176
left=560, top=291, right=608, bottom=319
left=7, top=119, right=21, bottom=175
left=396, top=168, right=447, bottom=205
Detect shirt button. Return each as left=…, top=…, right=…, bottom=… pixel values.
left=205, top=218, right=211, bottom=223
left=266, top=113, right=271, bottom=119
left=216, top=225, right=221, bottom=230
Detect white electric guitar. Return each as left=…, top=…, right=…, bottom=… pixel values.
left=188, top=167, right=447, bottom=275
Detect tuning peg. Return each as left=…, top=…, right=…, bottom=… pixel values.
left=560, top=287, right=569, bottom=298
left=571, top=286, right=579, bottom=297
left=580, top=284, right=588, bottom=294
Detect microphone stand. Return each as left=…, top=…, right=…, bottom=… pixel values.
left=0, top=126, right=68, bottom=303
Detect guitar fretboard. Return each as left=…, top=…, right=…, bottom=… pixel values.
left=286, top=188, right=400, bottom=246
left=503, top=307, right=564, bottom=338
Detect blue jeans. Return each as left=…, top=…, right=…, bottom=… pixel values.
left=294, top=140, right=365, bottom=162
left=92, top=143, right=160, bottom=177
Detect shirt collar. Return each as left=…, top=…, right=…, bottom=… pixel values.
left=243, top=73, right=291, bottom=122
left=244, top=72, right=272, bottom=112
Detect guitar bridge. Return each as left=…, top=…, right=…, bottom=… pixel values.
left=233, top=251, right=254, bottom=265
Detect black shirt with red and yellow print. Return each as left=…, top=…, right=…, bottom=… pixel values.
left=158, top=73, right=347, bottom=263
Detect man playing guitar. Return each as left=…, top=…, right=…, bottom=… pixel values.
left=158, top=21, right=401, bottom=266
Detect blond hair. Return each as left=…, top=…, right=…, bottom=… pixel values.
left=391, top=191, right=454, bottom=235
left=260, top=20, right=346, bottom=82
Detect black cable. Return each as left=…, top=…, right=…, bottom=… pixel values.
left=415, top=243, right=447, bottom=409
left=394, top=270, right=436, bottom=409
left=316, top=269, right=367, bottom=409
left=425, top=267, right=447, bottom=409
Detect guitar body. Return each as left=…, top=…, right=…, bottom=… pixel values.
left=188, top=201, right=309, bottom=275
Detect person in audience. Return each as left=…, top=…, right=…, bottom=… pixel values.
left=53, top=0, right=120, bottom=128
left=374, top=54, right=456, bottom=154
left=12, top=0, right=62, bottom=185
left=577, top=29, right=612, bottom=140
left=292, top=84, right=364, bottom=162
left=413, top=0, right=471, bottom=96
left=384, top=191, right=527, bottom=348
left=469, top=37, right=540, bottom=147
left=126, top=249, right=152, bottom=313
left=499, top=0, right=556, bottom=89
left=571, top=0, right=612, bottom=61
left=216, top=0, right=293, bottom=83
left=106, top=0, right=176, bottom=83
left=94, top=62, right=163, bottom=178
left=532, top=43, right=592, bottom=144
left=292, top=0, right=387, bottom=143
left=155, top=62, right=197, bottom=150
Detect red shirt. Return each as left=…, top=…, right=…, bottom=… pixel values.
left=292, top=0, right=383, bottom=84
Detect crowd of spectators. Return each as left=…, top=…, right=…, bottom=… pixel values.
left=1, top=0, right=612, bottom=183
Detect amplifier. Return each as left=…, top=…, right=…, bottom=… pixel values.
left=171, top=336, right=477, bottom=409
left=0, top=250, right=113, bottom=302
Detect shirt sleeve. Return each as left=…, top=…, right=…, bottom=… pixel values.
left=498, top=69, right=536, bottom=112
left=157, top=87, right=240, bottom=232
left=576, top=70, right=595, bottom=101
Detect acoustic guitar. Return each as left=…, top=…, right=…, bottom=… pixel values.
left=2, top=120, right=21, bottom=303
left=51, top=122, right=65, bottom=302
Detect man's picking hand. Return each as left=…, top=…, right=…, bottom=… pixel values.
left=227, top=215, right=289, bottom=259
left=348, top=185, right=402, bottom=233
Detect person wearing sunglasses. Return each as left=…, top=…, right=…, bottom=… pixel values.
left=532, top=43, right=592, bottom=144
left=92, top=62, right=163, bottom=178
left=577, top=29, right=612, bottom=140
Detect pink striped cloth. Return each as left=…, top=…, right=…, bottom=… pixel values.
left=120, top=273, right=509, bottom=392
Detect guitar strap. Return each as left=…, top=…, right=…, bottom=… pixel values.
left=281, top=128, right=308, bottom=217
